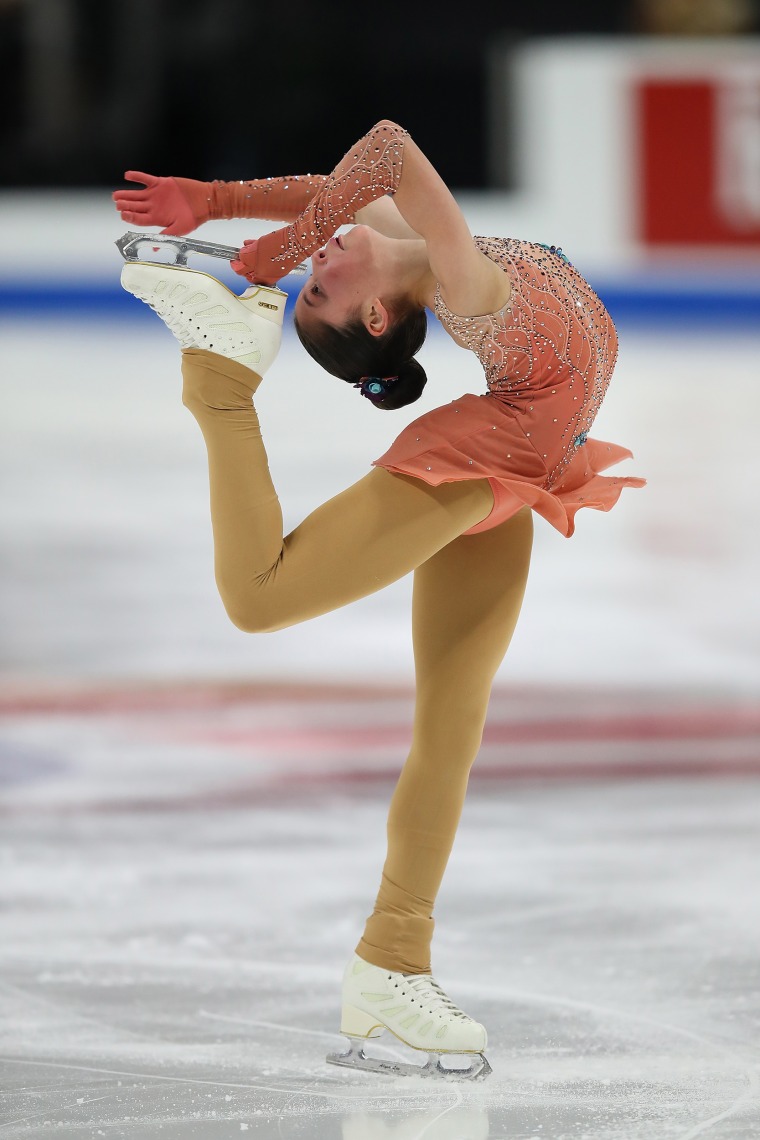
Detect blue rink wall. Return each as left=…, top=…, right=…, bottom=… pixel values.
left=4, top=274, right=760, bottom=324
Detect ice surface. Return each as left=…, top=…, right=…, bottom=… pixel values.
left=1, top=739, right=759, bottom=1138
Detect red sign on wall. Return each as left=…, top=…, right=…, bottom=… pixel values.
left=637, top=77, right=760, bottom=247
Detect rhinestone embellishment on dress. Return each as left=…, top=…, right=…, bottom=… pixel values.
left=433, top=237, right=618, bottom=488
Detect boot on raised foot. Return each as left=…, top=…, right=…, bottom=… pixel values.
left=120, top=262, right=286, bottom=375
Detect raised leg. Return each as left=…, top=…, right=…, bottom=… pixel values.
left=181, top=348, right=495, bottom=630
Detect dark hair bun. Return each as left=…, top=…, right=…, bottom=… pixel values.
left=374, top=359, right=427, bottom=411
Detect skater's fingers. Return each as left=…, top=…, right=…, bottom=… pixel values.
left=112, top=194, right=150, bottom=210
left=114, top=200, right=153, bottom=214
left=113, top=190, right=152, bottom=205
left=230, top=258, right=258, bottom=283
left=123, top=170, right=159, bottom=187
left=232, top=239, right=280, bottom=286
left=120, top=210, right=154, bottom=224
left=231, top=257, right=279, bottom=287
left=114, top=204, right=152, bottom=218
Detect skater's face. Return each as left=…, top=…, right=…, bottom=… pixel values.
left=295, top=225, right=391, bottom=337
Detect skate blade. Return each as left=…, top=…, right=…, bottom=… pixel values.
left=115, top=231, right=308, bottom=274
left=326, top=1038, right=492, bottom=1081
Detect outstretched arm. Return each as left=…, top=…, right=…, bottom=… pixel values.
left=113, top=167, right=417, bottom=241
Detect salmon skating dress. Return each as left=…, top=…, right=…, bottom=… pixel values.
left=372, top=237, right=645, bottom=537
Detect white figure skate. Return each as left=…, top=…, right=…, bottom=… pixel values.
left=327, top=954, right=492, bottom=1080
left=120, top=261, right=286, bottom=375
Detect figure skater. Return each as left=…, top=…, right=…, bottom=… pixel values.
left=113, top=119, right=644, bottom=1079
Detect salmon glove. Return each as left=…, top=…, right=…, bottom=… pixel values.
left=113, top=172, right=327, bottom=236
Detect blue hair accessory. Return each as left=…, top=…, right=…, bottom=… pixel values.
left=355, top=375, right=399, bottom=402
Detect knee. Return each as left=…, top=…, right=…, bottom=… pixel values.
left=412, top=684, right=489, bottom=747
left=219, top=585, right=292, bottom=635
left=214, top=575, right=276, bottom=634
left=225, top=607, right=268, bottom=635
left=413, top=695, right=490, bottom=758
left=221, top=595, right=280, bottom=634
left=225, top=608, right=280, bottom=635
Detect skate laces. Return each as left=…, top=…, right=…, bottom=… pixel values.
left=141, top=295, right=195, bottom=349
left=401, top=974, right=469, bottom=1020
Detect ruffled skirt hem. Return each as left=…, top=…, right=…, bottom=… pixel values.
left=373, top=436, right=645, bottom=538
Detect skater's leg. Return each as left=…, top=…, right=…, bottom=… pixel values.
left=181, top=349, right=494, bottom=631
left=356, top=507, right=533, bottom=974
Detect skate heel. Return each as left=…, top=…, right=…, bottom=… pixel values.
left=340, top=1004, right=385, bottom=1039
left=239, top=285, right=287, bottom=328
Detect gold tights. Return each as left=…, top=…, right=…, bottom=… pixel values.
left=182, top=349, right=533, bottom=973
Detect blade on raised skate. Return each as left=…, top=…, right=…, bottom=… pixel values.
left=326, top=1038, right=492, bottom=1081
left=115, top=231, right=240, bottom=266
left=115, top=231, right=308, bottom=273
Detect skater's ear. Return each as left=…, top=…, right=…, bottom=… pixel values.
left=364, top=298, right=390, bottom=338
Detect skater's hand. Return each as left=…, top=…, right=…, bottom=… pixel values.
left=230, top=238, right=284, bottom=287
left=112, top=172, right=212, bottom=236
